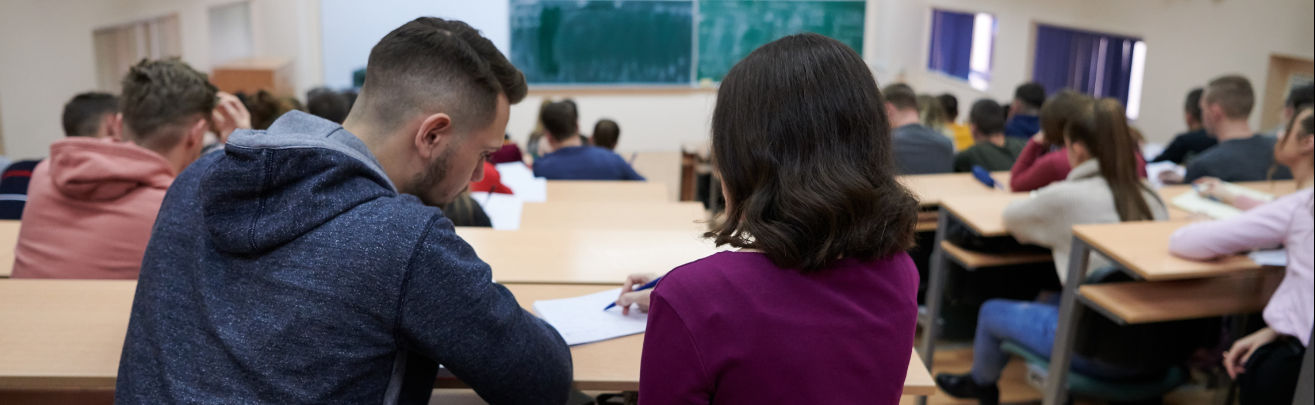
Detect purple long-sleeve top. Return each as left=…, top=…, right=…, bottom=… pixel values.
left=638, top=251, right=919, bottom=404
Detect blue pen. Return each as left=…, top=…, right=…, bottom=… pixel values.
left=604, top=277, right=662, bottom=311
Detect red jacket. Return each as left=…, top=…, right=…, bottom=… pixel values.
left=1010, top=141, right=1147, bottom=192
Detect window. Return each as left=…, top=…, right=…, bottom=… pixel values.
left=93, top=14, right=182, bottom=93
left=1033, top=24, right=1147, bottom=119
left=928, top=9, right=996, bottom=91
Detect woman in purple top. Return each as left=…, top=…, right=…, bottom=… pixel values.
left=613, top=33, right=922, bottom=404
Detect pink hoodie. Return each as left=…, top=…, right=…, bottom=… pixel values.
left=12, top=137, right=175, bottom=279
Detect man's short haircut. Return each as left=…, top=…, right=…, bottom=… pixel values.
left=882, top=84, right=919, bottom=112
left=969, top=99, right=1006, bottom=135
left=119, top=58, right=217, bottom=152
left=1015, top=82, right=1047, bottom=109
left=592, top=119, right=620, bottom=149
left=1286, top=83, right=1313, bottom=110
left=540, top=101, right=578, bottom=142
left=1204, top=75, right=1255, bottom=120
left=62, top=92, right=120, bottom=137
left=937, top=94, right=959, bottom=121
left=307, top=87, right=351, bottom=124
left=359, top=17, right=527, bottom=133
left=1184, top=88, right=1204, bottom=123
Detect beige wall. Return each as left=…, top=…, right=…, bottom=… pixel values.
left=2, top=0, right=1312, bottom=159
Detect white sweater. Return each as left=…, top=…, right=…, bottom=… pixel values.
left=1003, top=159, right=1169, bottom=284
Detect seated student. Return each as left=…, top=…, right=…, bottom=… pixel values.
left=1004, top=82, right=1046, bottom=139
left=116, top=18, right=571, bottom=404
left=1168, top=108, right=1313, bottom=405
left=1179, top=75, right=1294, bottom=183
left=954, top=99, right=1026, bottom=172
left=0, top=92, right=122, bottom=219
left=918, top=94, right=947, bottom=133
left=533, top=101, right=644, bottom=180
left=11, top=60, right=242, bottom=280
left=1152, top=88, right=1217, bottom=164
left=591, top=119, right=621, bottom=151
left=939, top=93, right=975, bottom=151
left=885, top=84, right=954, bottom=174
left=1268, top=83, right=1313, bottom=138
left=246, top=89, right=304, bottom=130
left=1010, top=91, right=1149, bottom=192
left=936, top=99, right=1169, bottom=404
left=615, top=33, right=919, bottom=404
left=306, top=87, right=351, bottom=124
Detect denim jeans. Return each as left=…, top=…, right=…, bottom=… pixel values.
left=969, top=299, right=1141, bottom=385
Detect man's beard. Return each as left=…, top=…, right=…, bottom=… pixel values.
left=406, top=145, right=457, bottom=207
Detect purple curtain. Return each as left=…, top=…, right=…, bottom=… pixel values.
left=1033, top=24, right=1140, bottom=107
left=928, top=10, right=974, bottom=80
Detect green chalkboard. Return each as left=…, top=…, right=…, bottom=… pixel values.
left=510, top=1, right=694, bottom=84
left=697, top=1, right=866, bottom=82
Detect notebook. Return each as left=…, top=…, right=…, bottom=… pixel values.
left=495, top=162, right=548, bottom=203
left=1170, top=183, right=1275, bottom=220
left=470, top=192, right=523, bottom=230
left=533, top=288, right=648, bottom=346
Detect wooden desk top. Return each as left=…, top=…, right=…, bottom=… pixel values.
left=940, top=241, right=1051, bottom=269
left=520, top=202, right=707, bottom=231
left=455, top=228, right=724, bottom=284
left=1079, top=268, right=1282, bottom=324
left=899, top=172, right=1011, bottom=207
left=0, top=220, right=18, bottom=278
left=1072, top=221, right=1260, bottom=281
left=501, top=284, right=935, bottom=394
left=0, top=280, right=935, bottom=395
left=938, top=193, right=1029, bottom=237
left=545, top=181, right=669, bottom=203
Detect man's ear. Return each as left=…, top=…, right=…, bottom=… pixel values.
left=186, top=118, right=207, bottom=150
left=415, top=113, right=453, bottom=159
left=105, top=113, right=124, bottom=142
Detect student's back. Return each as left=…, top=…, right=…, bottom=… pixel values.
left=533, top=145, right=644, bottom=181
left=1184, top=75, right=1294, bottom=183
left=639, top=33, right=919, bottom=405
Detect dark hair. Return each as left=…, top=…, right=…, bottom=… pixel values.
left=540, top=101, right=578, bottom=142
left=1066, top=99, right=1158, bottom=222
left=62, top=92, right=119, bottom=137
left=1184, top=88, right=1204, bottom=123
left=882, top=84, right=919, bottom=111
left=561, top=98, right=579, bottom=120
left=1040, top=90, right=1094, bottom=145
left=119, top=58, right=217, bottom=152
left=592, top=119, right=620, bottom=150
left=1286, top=83, right=1314, bottom=109
left=709, top=33, right=918, bottom=272
left=938, top=94, right=959, bottom=121
left=1204, top=75, right=1254, bottom=120
left=246, top=90, right=303, bottom=130
left=1015, top=82, right=1046, bottom=109
left=969, top=99, right=1006, bottom=135
left=307, top=87, right=351, bottom=124
left=357, top=17, right=527, bottom=132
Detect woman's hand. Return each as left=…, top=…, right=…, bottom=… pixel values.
left=614, top=273, right=658, bottom=316
left=211, top=92, right=252, bottom=143
left=1193, top=177, right=1236, bottom=206
left=1030, top=131, right=1047, bottom=145
left=1224, top=327, right=1279, bottom=379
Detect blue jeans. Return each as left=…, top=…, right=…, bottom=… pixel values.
left=970, top=299, right=1141, bottom=385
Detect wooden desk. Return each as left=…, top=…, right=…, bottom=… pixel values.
left=0, top=220, right=18, bottom=278
left=546, top=181, right=669, bottom=203
left=455, top=228, right=724, bottom=284
left=1078, top=268, right=1281, bottom=325
left=1158, top=180, right=1301, bottom=220
left=1072, top=221, right=1260, bottom=281
left=520, top=202, right=706, bottom=231
left=939, top=193, right=1028, bottom=237
left=899, top=172, right=1011, bottom=207
left=0, top=280, right=935, bottom=396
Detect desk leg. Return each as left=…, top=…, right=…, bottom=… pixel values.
left=916, top=209, right=953, bottom=405
left=1294, top=327, right=1314, bottom=405
left=1042, top=236, right=1091, bottom=405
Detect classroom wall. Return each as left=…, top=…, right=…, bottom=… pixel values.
left=2, top=0, right=1311, bottom=159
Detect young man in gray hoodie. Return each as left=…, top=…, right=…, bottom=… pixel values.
left=117, top=18, right=573, bottom=404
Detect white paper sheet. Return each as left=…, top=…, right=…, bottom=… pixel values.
left=1170, top=183, right=1276, bottom=220
left=532, top=288, right=648, bottom=346
left=494, top=162, right=547, bottom=202
left=470, top=192, right=524, bottom=230
left=1145, top=161, right=1183, bottom=189
left=1249, top=249, right=1288, bottom=267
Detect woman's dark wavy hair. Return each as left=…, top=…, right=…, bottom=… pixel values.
left=706, top=33, right=918, bottom=272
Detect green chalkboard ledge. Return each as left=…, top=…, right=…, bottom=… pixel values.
left=527, top=84, right=717, bottom=97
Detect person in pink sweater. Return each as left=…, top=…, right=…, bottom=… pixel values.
left=12, top=59, right=248, bottom=279
left=1168, top=106, right=1313, bottom=405
left=1011, top=90, right=1147, bottom=192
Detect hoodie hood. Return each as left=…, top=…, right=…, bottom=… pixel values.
left=201, top=111, right=398, bottom=254
left=47, top=137, right=175, bottom=201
